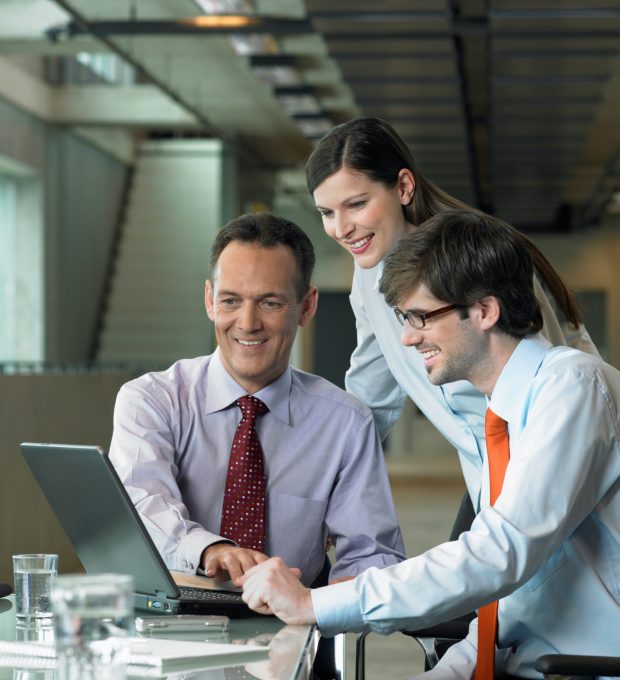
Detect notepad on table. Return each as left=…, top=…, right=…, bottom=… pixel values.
left=0, top=636, right=269, bottom=674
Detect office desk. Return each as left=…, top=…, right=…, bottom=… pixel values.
left=0, top=597, right=319, bottom=680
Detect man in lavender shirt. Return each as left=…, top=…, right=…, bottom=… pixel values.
left=109, top=212, right=405, bottom=591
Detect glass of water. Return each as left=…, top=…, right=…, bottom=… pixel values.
left=51, top=573, right=134, bottom=680
left=12, top=554, right=58, bottom=622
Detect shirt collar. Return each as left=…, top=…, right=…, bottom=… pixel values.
left=372, top=260, right=384, bottom=291
left=488, top=333, right=550, bottom=424
left=205, top=349, right=292, bottom=425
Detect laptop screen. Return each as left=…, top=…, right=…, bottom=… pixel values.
left=20, top=442, right=181, bottom=600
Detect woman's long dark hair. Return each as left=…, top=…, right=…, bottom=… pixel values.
left=306, top=116, right=581, bottom=327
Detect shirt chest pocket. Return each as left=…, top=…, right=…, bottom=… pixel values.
left=518, top=546, right=567, bottom=592
left=267, top=492, right=328, bottom=578
left=268, top=492, right=328, bottom=541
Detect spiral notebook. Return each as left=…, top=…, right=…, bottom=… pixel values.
left=0, top=637, right=268, bottom=675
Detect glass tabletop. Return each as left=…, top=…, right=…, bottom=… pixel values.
left=0, top=597, right=318, bottom=680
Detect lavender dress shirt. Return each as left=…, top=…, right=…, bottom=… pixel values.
left=109, top=350, right=406, bottom=585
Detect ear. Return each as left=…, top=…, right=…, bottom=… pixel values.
left=298, top=287, right=318, bottom=328
left=397, top=168, right=416, bottom=206
left=205, top=279, right=215, bottom=320
left=471, top=296, right=501, bottom=331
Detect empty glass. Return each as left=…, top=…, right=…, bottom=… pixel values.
left=50, top=573, right=134, bottom=680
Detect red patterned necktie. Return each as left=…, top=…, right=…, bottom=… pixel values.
left=475, top=407, right=511, bottom=680
left=220, top=396, right=268, bottom=552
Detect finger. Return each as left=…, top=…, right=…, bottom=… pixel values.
left=237, top=552, right=261, bottom=572
left=204, top=555, right=226, bottom=578
left=242, top=588, right=273, bottom=616
left=291, top=567, right=302, bottom=579
left=241, top=560, right=266, bottom=581
left=225, top=559, right=245, bottom=585
left=230, top=552, right=269, bottom=584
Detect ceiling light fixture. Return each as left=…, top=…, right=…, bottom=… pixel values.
left=184, top=16, right=258, bottom=29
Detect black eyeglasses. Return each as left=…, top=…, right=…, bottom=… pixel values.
left=393, top=303, right=463, bottom=329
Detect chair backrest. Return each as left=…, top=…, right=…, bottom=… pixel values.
left=449, top=490, right=476, bottom=541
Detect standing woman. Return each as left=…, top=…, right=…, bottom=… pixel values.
left=306, top=116, right=597, bottom=499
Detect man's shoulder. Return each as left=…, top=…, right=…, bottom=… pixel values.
left=120, top=355, right=212, bottom=395
left=536, top=345, right=620, bottom=394
left=541, top=345, right=605, bottom=375
left=289, top=366, right=372, bottom=420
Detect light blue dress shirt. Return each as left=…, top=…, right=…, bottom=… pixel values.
left=313, top=335, right=620, bottom=678
left=345, top=262, right=599, bottom=505
left=109, top=350, right=405, bottom=586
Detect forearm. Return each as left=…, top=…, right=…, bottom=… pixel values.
left=326, top=414, right=406, bottom=579
left=109, top=383, right=220, bottom=573
left=124, top=480, right=223, bottom=573
left=311, top=580, right=368, bottom=636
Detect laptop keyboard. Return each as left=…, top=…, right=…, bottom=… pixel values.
left=179, top=585, right=244, bottom=602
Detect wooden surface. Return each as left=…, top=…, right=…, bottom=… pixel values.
left=0, top=372, right=133, bottom=582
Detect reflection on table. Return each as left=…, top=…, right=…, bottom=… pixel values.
left=0, top=596, right=318, bottom=680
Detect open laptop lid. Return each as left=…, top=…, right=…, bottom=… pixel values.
left=20, top=442, right=181, bottom=601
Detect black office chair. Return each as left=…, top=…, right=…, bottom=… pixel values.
left=355, top=490, right=475, bottom=680
left=536, top=655, right=620, bottom=679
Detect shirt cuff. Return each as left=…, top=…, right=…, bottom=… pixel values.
left=178, top=530, right=232, bottom=573
left=311, top=580, right=367, bottom=637
left=196, top=540, right=236, bottom=575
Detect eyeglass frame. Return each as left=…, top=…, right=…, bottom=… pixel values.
left=393, top=303, right=467, bottom=329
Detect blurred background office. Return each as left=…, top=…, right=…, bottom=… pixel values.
left=1, top=1, right=620, bottom=675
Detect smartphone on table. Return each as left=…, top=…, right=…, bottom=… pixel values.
left=135, top=614, right=230, bottom=633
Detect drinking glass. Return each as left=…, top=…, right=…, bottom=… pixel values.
left=51, top=573, right=134, bottom=680
left=12, top=554, right=58, bottom=622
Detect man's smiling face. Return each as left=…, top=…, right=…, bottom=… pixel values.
left=398, top=283, right=486, bottom=387
left=205, top=241, right=316, bottom=394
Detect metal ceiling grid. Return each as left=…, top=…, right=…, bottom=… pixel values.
left=306, top=0, right=477, bottom=207
left=2, top=0, right=620, bottom=231
left=488, top=1, right=620, bottom=230
left=306, top=0, right=620, bottom=231
left=45, top=0, right=319, bottom=166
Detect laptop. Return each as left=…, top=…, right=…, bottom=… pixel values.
left=20, top=442, right=255, bottom=618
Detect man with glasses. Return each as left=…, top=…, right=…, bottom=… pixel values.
left=241, top=210, right=620, bottom=680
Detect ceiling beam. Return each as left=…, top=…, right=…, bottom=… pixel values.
left=46, top=17, right=314, bottom=40
left=50, top=0, right=226, bottom=139
left=50, top=86, right=198, bottom=127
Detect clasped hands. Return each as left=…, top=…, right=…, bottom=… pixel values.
left=241, top=557, right=316, bottom=624
left=202, top=543, right=315, bottom=623
left=241, top=558, right=354, bottom=623
left=203, top=544, right=354, bottom=624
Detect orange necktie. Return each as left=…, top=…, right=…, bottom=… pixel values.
left=475, top=408, right=510, bottom=680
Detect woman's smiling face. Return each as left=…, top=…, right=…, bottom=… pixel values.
left=313, top=166, right=415, bottom=269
